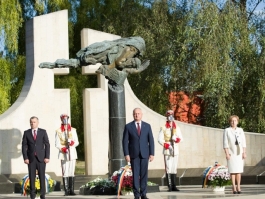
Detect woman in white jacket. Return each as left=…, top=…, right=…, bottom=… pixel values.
left=223, top=115, right=246, bottom=194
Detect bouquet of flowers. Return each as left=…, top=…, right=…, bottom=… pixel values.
left=20, top=174, right=56, bottom=197
left=111, top=165, right=133, bottom=195
left=81, top=177, right=116, bottom=189
left=202, top=162, right=232, bottom=188
left=80, top=177, right=117, bottom=195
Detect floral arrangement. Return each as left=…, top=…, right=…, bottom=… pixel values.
left=80, top=177, right=116, bottom=190
left=202, top=162, right=232, bottom=188
left=79, top=165, right=158, bottom=196
left=111, top=165, right=133, bottom=195
left=20, top=174, right=56, bottom=196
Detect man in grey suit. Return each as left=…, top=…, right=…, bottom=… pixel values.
left=122, top=108, right=154, bottom=199
left=22, top=116, right=50, bottom=199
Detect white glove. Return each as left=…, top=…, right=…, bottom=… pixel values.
left=169, top=145, right=173, bottom=151
left=68, top=138, right=72, bottom=143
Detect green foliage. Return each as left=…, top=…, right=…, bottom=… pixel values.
left=147, top=181, right=158, bottom=186
left=207, top=177, right=232, bottom=188
left=81, top=177, right=116, bottom=189
left=181, top=1, right=243, bottom=127
left=0, top=0, right=23, bottom=54
left=0, top=58, right=11, bottom=114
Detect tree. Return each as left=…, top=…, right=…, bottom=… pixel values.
left=0, top=0, right=23, bottom=113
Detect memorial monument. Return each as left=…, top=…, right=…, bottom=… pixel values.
left=39, top=36, right=150, bottom=174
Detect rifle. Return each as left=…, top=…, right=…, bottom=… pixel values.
left=65, top=122, right=71, bottom=160
left=170, top=124, right=175, bottom=157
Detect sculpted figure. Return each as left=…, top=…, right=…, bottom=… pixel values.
left=39, top=36, right=149, bottom=85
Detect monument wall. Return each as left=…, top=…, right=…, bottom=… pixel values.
left=124, top=82, right=265, bottom=170
left=81, top=29, right=265, bottom=175
left=0, top=10, right=70, bottom=175
left=0, top=10, right=264, bottom=176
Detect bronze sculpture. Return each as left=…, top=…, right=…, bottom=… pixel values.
left=39, top=36, right=149, bottom=86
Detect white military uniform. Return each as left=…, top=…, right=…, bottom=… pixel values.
left=158, top=121, right=183, bottom=174
left=55, top=126, right=79, bottom=177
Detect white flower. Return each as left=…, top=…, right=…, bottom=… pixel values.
left=112, top=171, right=118, bottom=176
left=125, top=170, right=133, bottom=176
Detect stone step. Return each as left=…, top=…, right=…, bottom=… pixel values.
left=1, top=165, right=265, bottom=194
left=0, top=182, right=14, bottom=194
left=0, top=174, right=14, bottom=194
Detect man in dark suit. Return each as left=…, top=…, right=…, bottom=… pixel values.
left=122, top=108, right=154, bottom=199
left=22, top=116, right=50, bottom=199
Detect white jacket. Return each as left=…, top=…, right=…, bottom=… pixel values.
left=223, top=127, right=246, bottom=155
left=158, top=123, right=183, bottom=156
left=55, top=127, right=79, bottom=160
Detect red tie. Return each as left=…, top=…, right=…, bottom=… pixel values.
left=33, top=130, right=37, bottom=140
left=137, top=123, right=141, bottom=136
left=33, top=130, right=37, bottom=155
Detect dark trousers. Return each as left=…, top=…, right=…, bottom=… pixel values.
left=28, top=156, right=46, bottom=199
left=131, top=155, right=149, bottom=197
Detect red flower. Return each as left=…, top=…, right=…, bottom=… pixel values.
left=111, top=175, right=118, bottom=184
left=111, top=174, right=133, bottom=190
left=121, top=176, right=133, bottom=189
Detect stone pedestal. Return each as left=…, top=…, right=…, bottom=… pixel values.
left=108, top=84, right=126, bottom=175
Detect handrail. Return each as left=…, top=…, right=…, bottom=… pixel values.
left=161, top=168, right=187, bottom=186
left=179, top=169, right=187, bottom=185
left=256, top=170, right=265, bottom=184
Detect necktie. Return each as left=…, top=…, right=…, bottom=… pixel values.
left=137, top=123, right=141, bottom=136
left=33, top=130, right=37, bottom=156
left=33, top=130, right=37, bottom=140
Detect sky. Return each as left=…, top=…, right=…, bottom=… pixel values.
left=256, top=1, right=265, bottom=10
left=249, top=0, right=265, bottom=12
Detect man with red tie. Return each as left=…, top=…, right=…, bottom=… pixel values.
left=158, top=110, right=183, bottom=192
left=122, top=108, right=155, bottom=199
left=55, top=114, right=79, bottom=196
left=22, top=116, right=50, bottom=199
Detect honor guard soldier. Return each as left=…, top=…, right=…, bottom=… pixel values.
left=55, top=114, right=79, bottom=196
left=158, top=110, right=183, bottom=191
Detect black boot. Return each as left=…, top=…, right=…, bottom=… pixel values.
left=63, top=177, right=69, bottom=196
left=171, top=174, right=180, bottom=191
left=69, top=176, right=76, bottom=195
left=166, top=173, right=172, bottom=192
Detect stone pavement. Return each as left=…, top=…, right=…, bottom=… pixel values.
left=1, top=185, right=264, bottom=199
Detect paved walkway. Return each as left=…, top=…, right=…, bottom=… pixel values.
left=1, top=185, right=264, bottom=199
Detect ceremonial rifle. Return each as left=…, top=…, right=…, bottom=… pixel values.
left=170, top=122, right=175, bottom=157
